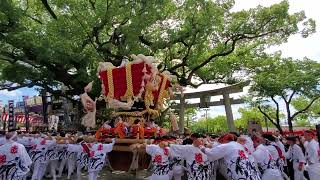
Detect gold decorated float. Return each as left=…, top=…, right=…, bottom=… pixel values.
left=86, top=54, right=179, bottom=172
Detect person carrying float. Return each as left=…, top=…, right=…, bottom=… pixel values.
left=141, top=137, right=172, bottom=180
left=251, top=135, right=282, bottom=180
left=0, top=130, right=32, bottom=180
left=203, top=133, right=261, bottom=180
left=170, top=133, right=215, bottom=180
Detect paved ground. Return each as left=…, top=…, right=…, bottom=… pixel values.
left=48, top=169, right=148, bottom=180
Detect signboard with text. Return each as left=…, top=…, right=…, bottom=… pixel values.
left=8, top=100, right=15, bottom=130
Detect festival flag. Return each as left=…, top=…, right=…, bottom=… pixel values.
left=8, top=100, right=15, bottom=130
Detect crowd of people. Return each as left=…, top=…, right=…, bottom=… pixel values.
left=0, top=128, right=319, bottom=180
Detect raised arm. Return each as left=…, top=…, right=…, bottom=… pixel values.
left=204, top=143, right=229, bottom=161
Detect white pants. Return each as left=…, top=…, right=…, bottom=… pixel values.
left=58, top=159, right=67, bottom=177
left=76, top=164, right=83, bottom=180
left=292, top=162, right=306, bottom=180
left=306, top=163, right=320, bottom=180
left=88, top=171, right=99, bottom=180
left=31, top=162, right=48, bottom=180
left=58, top=158, right=75, bottom=179
left=262, top=169, right=282, bottom=180
left=49, top=160, right=58, bottom=180
left=148, top=174, right=171, bottom=180
left=172, top=166, right=184, bottom=180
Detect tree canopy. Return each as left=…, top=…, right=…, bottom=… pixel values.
left=0, top=0, right=315, bottom=99
left=248, top=56, right=320, bottom=133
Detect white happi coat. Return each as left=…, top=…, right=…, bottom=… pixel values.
left=88, top=142, right=114, bottom=172
left=170, top=144, right=215, bottom=180
left=285, top=144, right=305, bottom=180
left=45, top=139, right=59, bottom=161
left=29, top=137, right=55, bottom=164
left=265, top=143, right=284, bottom=172
left=146, top=145, right=172, bottom=180
left=0, top=137, right=6, bottom=146
left=0, top=140, right=32, bottom=180
left=17, top=137, right=34, bottom=160
left=67, top=143, right=90, bottom=169
left=305, top=139, right=320, bottom=180
left=205, top=141, right=261, bottom=180
left=252, top=144, right=282, bottom=180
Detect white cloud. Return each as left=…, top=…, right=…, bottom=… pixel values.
left=0, top=89, right=23, bottom=97
left=233, top=0, right=320, bottom=60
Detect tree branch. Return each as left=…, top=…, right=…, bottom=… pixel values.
left=291, top=96, right=320, bottom=120
left=40, top=0, right=57, bottom=20
left=288, top=90, right=296, bottom=104
left=281, top=94, right=291, bottom=122
left=257, top=105, right=278, bottom=127
left=271, top=96, right=280, bottom=124
left=89, top=0, right=96, bottom=10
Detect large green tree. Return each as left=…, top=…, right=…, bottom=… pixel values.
left=248, top=56, right=320, bottom=133
left=235, top=107, right=277, bottom=129
left=190, top=115, right=228, bottom=133
left=291, top=96, right=320, bottom=126
left=0, top=0, right=315, bottom=99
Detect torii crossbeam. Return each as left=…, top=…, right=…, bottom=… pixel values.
left=171, top=81, right=249, bottom=133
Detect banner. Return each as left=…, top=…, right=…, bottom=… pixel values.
left=8, top=100, right=15, bottom=130
left=23, top=96, right=29, bottom=131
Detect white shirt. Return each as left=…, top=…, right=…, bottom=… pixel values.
left=170, top=144, right=215, bottom=180
left=305, top=139, right=320, bottom=165
left=0, top=140, right=32, bottom=178
left=205, top=141, right=261, bottom=180
left=285, top=144, right=305, bottom=164
left=253, top=144, right=277, bottom=172
left=146, top=145, right=171, bottom=177
left=88, top=143, right=114, bottom=172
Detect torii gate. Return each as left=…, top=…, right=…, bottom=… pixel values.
left=171, top=81, right=249, bottom=133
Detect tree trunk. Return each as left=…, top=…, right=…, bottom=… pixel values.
left=275, top=124, right=284, bottom=135
left=288, top=118, right=293, bottom=133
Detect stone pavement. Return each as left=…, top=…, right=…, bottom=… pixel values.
left=56, top=169, right=148, bottom=180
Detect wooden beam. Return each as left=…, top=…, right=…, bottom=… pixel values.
left=171, top=98, right=244, bottom=109
left=171, top=81, right=249, bottom=100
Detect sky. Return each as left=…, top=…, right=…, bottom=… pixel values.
left=1, top=0, right=320, bottom=119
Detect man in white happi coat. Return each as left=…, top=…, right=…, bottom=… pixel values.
left=30, top=133, right=56, bottom=180
left=144, top=137, right=173, bottom=180
left=68, top=137, right=115, bottom=180
left=170, top=133, right=215, bottom=180
left=203, top=133, right=261, bottom=180
left=262, top=134, right=285, bottom=176
left=303, top=130, right=320, bottom=180
left=251, top=135, right=282, bottom=180
left=0, top=130, right=32, bottom=180
left=67, top=138, right=91, bottom=180
left=284, top=136, right=306, bottom=180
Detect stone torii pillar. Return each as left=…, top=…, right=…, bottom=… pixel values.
left=179, top=96, right=185, bottom=134
left=223, top=93, right=236, bottom=132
